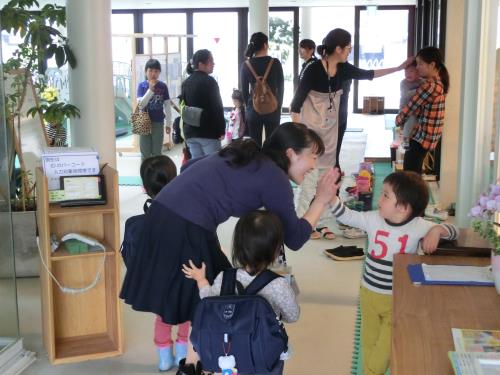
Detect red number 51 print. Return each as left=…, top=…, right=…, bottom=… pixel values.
left=370, top=230, right=408, bottom=259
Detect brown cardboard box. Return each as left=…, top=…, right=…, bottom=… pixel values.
left=362, top=96, right=385, bottom=114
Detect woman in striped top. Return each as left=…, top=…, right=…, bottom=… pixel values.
left=329, top=169, right=458, bottom=375
left=396, top=47, right=450, bottom=174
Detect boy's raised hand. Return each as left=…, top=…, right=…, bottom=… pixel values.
left=421, top=225, right=445, bottom=253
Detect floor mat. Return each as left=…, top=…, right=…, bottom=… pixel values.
left=351, top=297, right=363, bottom=374
left=350, top=294, right=390, bottom=375
left=119, top=176, right=142, bottom=186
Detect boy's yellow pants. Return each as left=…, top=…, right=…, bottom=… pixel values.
left=360, top=286, right=392, bottom=375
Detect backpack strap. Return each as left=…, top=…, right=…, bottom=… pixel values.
left=244, top=60, right=260, bottom=80
left=220, top=268, right=238, bottom=296
left=143, top=198, right=152, bottom=213
left=262, top=58, right=274, bottom=82
left=244, top=270, right=281, bottom=295
left=245, top=58, right=274, bottom=83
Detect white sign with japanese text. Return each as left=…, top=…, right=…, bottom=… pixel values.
left=42, top=147, right=99, bottom=190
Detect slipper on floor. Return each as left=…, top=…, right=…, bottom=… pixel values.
left=310, top=230, right=321, bottom=240
left=343, top=228, right=367, bottom=239
left=316, top=226, right=336, bottom=240
left=324, top=246, right=365, bottom=261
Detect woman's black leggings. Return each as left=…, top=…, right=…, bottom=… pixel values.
left=246, top=109, right=281, bottom=147
left=403, top=139, right=429, bottom=174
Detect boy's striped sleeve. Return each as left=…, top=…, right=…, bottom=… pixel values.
left=440, top=223, right=458, bottom=240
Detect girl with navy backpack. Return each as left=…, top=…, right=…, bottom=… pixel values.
left=182, top=210, right=299, bottom=375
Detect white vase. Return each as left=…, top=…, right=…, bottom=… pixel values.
left=492, top=252, right=500, bottom=295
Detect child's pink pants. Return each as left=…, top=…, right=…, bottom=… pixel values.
left=154, top=315, right=190, bottom=348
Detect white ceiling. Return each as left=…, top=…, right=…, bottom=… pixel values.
left=29, top=0, right=416, bottom=10
left=110, top=0, right=416, bottom=10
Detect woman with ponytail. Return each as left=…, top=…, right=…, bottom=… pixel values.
left=180, top=49, right=225, bottom=158
left=396, top=46, right=449, bottom=173
left=291, top=28, right=410, bottom=240
left=240, top=32, right=284, bottom=147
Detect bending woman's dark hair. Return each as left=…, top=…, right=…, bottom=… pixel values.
left=218, top=122, right=325, bottom=173
left=186, top=49, right=212, bottom=75
left=317, top=28, right=351, bottom=57
left=232, top=210, right=284, bottom=275
left=416, top=46, right=449, bottom=94
left=245, top=32, right=268, bottom=58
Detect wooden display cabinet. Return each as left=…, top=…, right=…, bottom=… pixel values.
left=35, top=165, right=123, bottom=364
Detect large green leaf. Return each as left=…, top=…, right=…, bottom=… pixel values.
left=54, top=46, right=65, bottom=67
left=45, top=44, right=57, bottom=59
left=64, top=45, right=77, bottom=68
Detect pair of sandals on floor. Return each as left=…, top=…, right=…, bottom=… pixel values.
left=311, top=226, right=336, bottom=240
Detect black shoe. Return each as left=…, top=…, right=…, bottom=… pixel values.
left=324, top=246, right=365, bottom=261
left=176, top=359, right=203, bottom=375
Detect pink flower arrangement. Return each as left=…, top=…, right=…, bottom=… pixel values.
left=469, top=183, right=500, bottom=254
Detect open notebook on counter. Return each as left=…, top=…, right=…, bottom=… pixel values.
left=407, top=263, right=494, bottom=286
left=449, top=329, right=500, bottom=375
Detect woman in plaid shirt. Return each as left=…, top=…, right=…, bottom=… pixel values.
left=395, top=47, right=449, bottom=173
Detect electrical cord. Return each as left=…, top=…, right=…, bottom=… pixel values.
left=37, top=236, right=106, bottom=294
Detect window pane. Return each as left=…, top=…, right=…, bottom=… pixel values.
left=307, top=7, right=355, bottom=58
left=111, top=14, right=134, bottom=144
left=143, top=13, right=187, bottom=56
left=193, top=12, right=238, bottom=107
left=269, top=11, right=294, bottom=108
left=357, top=9, right=409, bottom=110
left=112, top=14, right=134, bottom=64
left=143, top=13, right=187, bottom=101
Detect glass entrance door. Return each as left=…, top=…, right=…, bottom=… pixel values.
left=269, top=9, right=297, bottom=110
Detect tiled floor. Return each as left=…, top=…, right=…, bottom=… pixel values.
left=9, top=115, right=395, bottom=374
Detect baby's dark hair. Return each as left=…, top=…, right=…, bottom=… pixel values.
left=383, top=171, right=429, bottom=219
left=232, top=211, right=283, bottom=276
left=405, top=59, right=417, bottom=69
left=140, top=155, right=177, bottom=198
left=145, top=58, right=161, bottom=72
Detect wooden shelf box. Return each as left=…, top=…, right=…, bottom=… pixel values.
left=36, top=165, right=123, bottom=364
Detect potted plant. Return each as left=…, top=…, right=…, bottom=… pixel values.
left=469, top=183, right=500, bottom=293
left=27, top=86, right=80, bottom=146
left=0, top=0, right=78, bottom=277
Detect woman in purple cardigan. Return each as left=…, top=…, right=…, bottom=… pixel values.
left=121, top=122, right=338, bottom=373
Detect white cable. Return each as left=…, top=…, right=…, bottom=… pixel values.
left=37, top=237, right=107, bottom=294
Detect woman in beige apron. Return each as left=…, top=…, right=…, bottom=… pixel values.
left=291, top=28, right=411, bottom=240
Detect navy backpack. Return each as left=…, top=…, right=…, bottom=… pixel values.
left=190, top=269, right=288, bottom=373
